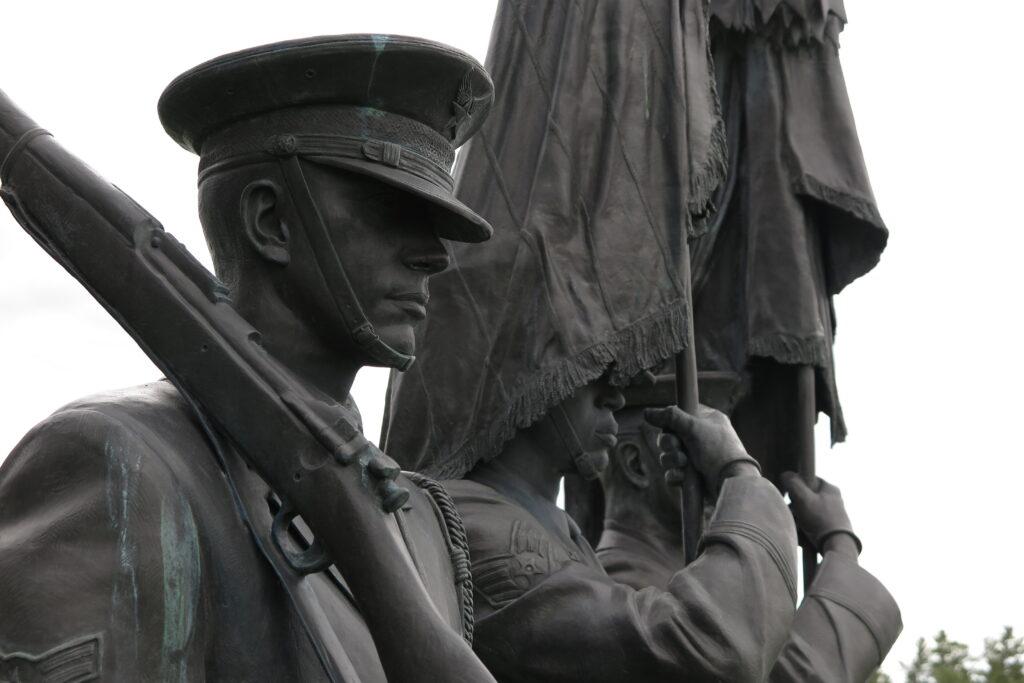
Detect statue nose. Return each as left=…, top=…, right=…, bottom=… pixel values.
left=600, top=388, right=626, bottom=412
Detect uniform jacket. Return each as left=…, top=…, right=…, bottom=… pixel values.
left=447, top=474, right=798, bottom=682
left=0, top=381, right=466, bottom=682
left=598, top=522, right=903, bottom=682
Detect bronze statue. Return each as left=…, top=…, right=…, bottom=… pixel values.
left=378, top=1, right=825, bottom=679
left=438, top=378, right=801, bottom=681
left=0, top=35, right=497, bottom=682
left=599, top=405, right=902, bottom=682
left=0, top=0, right=899, bottom=678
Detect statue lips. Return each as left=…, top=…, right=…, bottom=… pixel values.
left=388, top=292, right=429, bottom=320
left=594, top=432, right=618, bottom=449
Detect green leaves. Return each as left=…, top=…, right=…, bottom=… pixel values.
left=983, top=628, right=1024, bottom=683
left=900, top=628, right=1024, bottom=683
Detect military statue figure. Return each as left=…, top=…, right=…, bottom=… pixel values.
left=599, top=403, right=902, bottom=682
left=0, top=36, right=498, bottom=682
left=429, top=377, right=798, bottom=681
left=378, top=0, right=829, bottom=678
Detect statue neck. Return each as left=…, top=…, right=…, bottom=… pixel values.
left=235, top=281, right=360, bottom=404
left=472, top=425, right=566, bottom=505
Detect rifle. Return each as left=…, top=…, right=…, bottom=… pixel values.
left=0, top=89, right=494, bottom=683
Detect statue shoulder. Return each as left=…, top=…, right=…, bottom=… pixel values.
left=3, top=380, right=219, bottom=489
left=0, top=381, right=221, bottom=678
left=444, top=479, right=577, bottom=611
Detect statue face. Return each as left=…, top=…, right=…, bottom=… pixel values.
left=297, top=163, right=451, bottom=361
left=555, top=377, right=626, bottom=475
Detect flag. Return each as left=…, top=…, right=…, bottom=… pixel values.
left=382, top=0, right=723, bottom=479
left=693, top=0, right=887, bottom=470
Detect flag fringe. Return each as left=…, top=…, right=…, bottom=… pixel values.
left=796, top=173, right=886, bottom=230
left=710, top=0, right=847, bottom=49
left=430, top=303, right=690, bottom=480
left=689, top=0, right=730, bottom=236
left=748, top=333, right=829, bottom=367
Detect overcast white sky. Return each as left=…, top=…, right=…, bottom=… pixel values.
left=1, top=2, right=1021, bottom=678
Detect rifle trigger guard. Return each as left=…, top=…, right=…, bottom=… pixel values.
left=271, top=498, right=333, bottom=575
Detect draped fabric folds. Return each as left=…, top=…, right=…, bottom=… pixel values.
left=691, top=0, right=886, bottom=446
left=382, top=0, right=724, bottom=479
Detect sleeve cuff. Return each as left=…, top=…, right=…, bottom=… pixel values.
left=809, top=553, right=903, bottom=662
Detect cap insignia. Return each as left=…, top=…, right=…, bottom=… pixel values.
left=446, top=70, right=479, bottom=141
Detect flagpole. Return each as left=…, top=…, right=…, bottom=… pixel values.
left=676, top=233, right=702, bottom=564
left=796, top=364, right=818, bottom=590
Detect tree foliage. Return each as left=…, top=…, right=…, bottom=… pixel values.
left=899, top=628, right=1024, bottom=683
left=983, top=628, right=1024, bottom=683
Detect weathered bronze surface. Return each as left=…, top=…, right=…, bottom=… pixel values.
left=599, top=406, right=902, bottom=681
left=437, top=379, right=799, bottom=681
left=1, top=1, right=898, bottom=680
left=376, top=1, right=880, bottom=679
left=0, top=35, right=496, bottom=682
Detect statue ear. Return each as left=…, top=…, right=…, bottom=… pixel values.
left=241, top=179, right=290, bottom=266
left=615, top=441, right=649, bottom=490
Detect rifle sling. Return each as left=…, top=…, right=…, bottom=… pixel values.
left=277, top=154, right=414, bottom=371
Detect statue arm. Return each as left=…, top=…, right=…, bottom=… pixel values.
left=0, top=406, right=207, bottom=681
left=464, top=476, right=798, bottom=682
left=769, top=553, right=902, bottom=683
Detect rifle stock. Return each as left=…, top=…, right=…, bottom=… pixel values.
left=0, top=89, right=493, bottom=683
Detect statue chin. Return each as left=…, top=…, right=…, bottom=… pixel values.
left=589, top=450, right=610, bottom=474
left=360, top=322, right=416, bottom=366
left=573, top=449, right=609, bottom=478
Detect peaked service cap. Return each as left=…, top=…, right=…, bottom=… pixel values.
left=158, top=34, right=494, bottom=242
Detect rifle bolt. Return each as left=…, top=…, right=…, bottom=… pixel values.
left=380, top=480, right=410, bottom=513
left=368, top=455, right=400, bottom=481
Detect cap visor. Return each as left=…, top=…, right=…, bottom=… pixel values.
left=304, top=155, right=492, bottom=243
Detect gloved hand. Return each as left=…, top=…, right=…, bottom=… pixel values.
left=780, top=472, right=862, bottom=557
left=644, top=404, right=760, bottom=494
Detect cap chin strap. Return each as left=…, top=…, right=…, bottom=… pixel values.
left=548, top=404, right=603, bottom=481
left=277, top=155, right=414, bottom=371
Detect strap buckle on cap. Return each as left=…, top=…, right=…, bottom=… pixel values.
left=362, top=140, right=403, bottom=168
left=267, top=134, right=299, bottom=156
left=201, top=134, right=453, bottom=194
